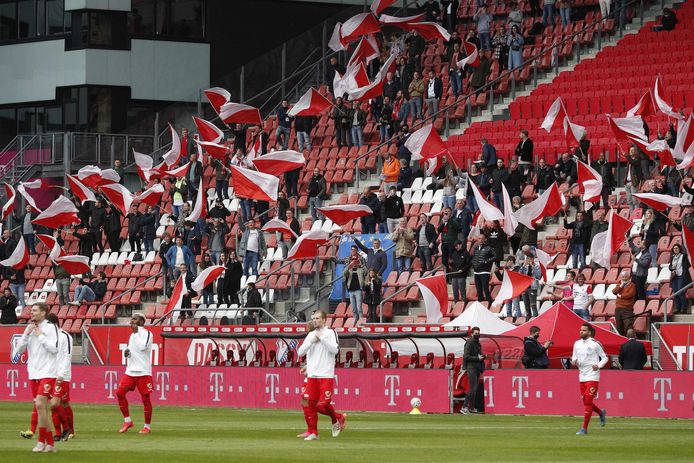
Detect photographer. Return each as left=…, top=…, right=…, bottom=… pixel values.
left=461, top=326, right=485, bottom=414
left=523, top=326, right=551, bottom=369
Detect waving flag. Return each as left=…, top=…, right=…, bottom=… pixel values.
left=347, top=34, right=380, bottom=66
left=347, top=53, right=397, bottom=101
left=340, top=12, right=381, bottom=44
left=100, top=183, right=134, bottom=216
left=514, top=182, right=564, bottom=229
left=162, top=162, right=191, bottom=178
left=36, top=234, right=64, bottom=260
left=673, top=113, right=694, bottom=161
left=576, top=161, right=603, bottom=209
left=288, top=88, right=333, bottom=117
left=415, top=273, right=448, bottom=324
left=535, top=248, right=558, bottom=282
left=196, top=139, right=228, bottom=160
left=590, top=209, right=633, bottom=269
left=378, top=13, right=426, bottom=25
left=32, top=196, right=79, bottom=229
left=396, top=21, right=450, bottom=41
left=2, top=183, right=16, bottom=220
left=607, top=115, right=649, bottom=153
left=134, top=183, right=165, bottom=207
left=66, top=175, right=96, bottom=205
left=133, top=150, right=154, bottom=181
left=192, top=265, right=225, bottom=293
left=316, top=204, right=374, bottom=225
left=166, top=275, right=189, bottom=313
left=328, top=22, right=345, bottom=52
left=192, top=116, right=224, bottom=144
left=0, top=236, right=29, bottom=269
left=469, top=180, right=504, bottom=222
left=252, top=150, right=305, bottom=176
left=541, top=97, right=567, bottom=132
left=492, top=270, right=535, bottom=307
left=246, top=134, right=262, bottom=165
left=161, top=124, right=182, bottom=168
left=204, top=87, right=231, bottom=115
left=262, top=218, right=299, bottom=238
left=187, top=178, right=207, bottom=222
left=371, top=0, right=397, bottom=14
left=501, top=184, right=518, bottom=237
left=17, top=180, right=43, bottom=211
left=654, top=75, right=683, bottom=120
left=230, top=165, right=279, bottom=202
left=681, top=223, right=694, bottom=263
left=632, top=193, right=686, bottom=211
left=563, top=117, right=586, bottom=148
left=405, top=124, right=448, bottom=160
left=220, top=102, right=263, bottom=126
left=335, top=62, right=370, bottom=99
left=626, top=90, right=657, bottom=118
left=76, top=166, right=120, bottom=188
left=37, top=234, right=92, bottom=275
left=287, top=230, right=330, bottom=260
left=456, top=41, right=480, bottom=68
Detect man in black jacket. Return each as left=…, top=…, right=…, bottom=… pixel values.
left=618, top=329, right=647, bottom=370
left=179, top=263, right=196, bottom=319
left=472, top=234, right=496, bottom=303
left=326, top=56, right=346, bottom=95
left=308, top=168, right=326, bottom=222
left=353, top=236, right=388, bottom=276
left=594, top=152, right=614, bottom=209
left=331, top=97, right=350, bottom=148
left=349, top=101, right=366, bottom=148
left=126, top=204, right=142, bottom=254
left=438, top=207, right=461, bottom=274
left=295, top=115, right=316, bottom=152
left=69, top=271, right=107, bottom=305
left=103, top=205, right=122, bottom=252
left=450, top=241, right=471, bottom=303
left=89, top=199, right=107, bottom=253
left=564, top=211, right=592, bottom=270
left=275, top=99, right=293, bottom=150
left=536, top=158, right=556, bottom=193
left=555, top=152, right=577, bottom=186
left=359, top=188, right=381, bottom=234
left=514, top=130, right=534, bottom=166
left=187, top=152, right=203, bottom=201
left=461, top=327, right=485, bottom=414
left=491, top=159, right=509, bottom=212
left=415, top=213, right=437, bottom=274
left=424, top=70, right=443, bottom=120
left=384, top=186, right=405, bottom=233
left=523, top=326, right=551, bottom=368
left=383, top=72, right=400, bottom=102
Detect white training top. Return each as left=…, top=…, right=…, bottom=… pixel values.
left=17, top=320, right=59, bottom=380
left=297, top=328, right=339, bottom=378
left=125, top=327, right=153, bottom=377
left=571, top=337, right=608, bottom=382
left=57, top=329, right=73, bottom=381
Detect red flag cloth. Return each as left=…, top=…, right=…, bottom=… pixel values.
left=134, top=184, right=165, bottom=207
left=192, top=116, right=224, bottom=144
left=196, top=140, right=228, bottom=160
left=632, top=193, right=686, bottom=211
left=404, top=123, right=448, bottom=160
left=166, top=275, right=189, bottom=314
left=456, top=41, right=480, bottom=68
left=100, top=183, right=134, bottom=216
left=32, top=196, right=80, bottom=229
left=514, top=182, right=564, bottom=229
left=0, top=236, right=29, bottom=269
left=347, top=53, right=397, bottom=101
left=252, top=150, right=305, bottom=176
left=204, top=87, right=231, bottom=115
left=563, top=117, right=586, bottom=149
left=347, top=34, right=380, bottom=67
left=535, top=248, right=557, bottom=282
left=77, top=166, right=120, bottom=188
left=316, top=204, right=374, bottom=225
left=492, top=270, right=535, bottom=307
left=230, top=165, right=279, bottom=202
left=133, top=150, right=154, bottom=181
left=540, top=97, right=568, bottom=132
left=187, top=178, right=207, bottom=222
left=576, top=161, right=603, bottom=203
left=66, top=175, right=96, bottom=205
left=161, top=162, right=191, bottom=178
left=371, top=0, right=397, bottom=14
left=2, top=183, right=16, bottom=220
left=469, top=180, right=504, bottom=222
left=681, top=224, right=694, bottom=266
left=191, top=265, right=225, bottom=293
left=220, top=102, right=262, bottom=126
left=340, top=12, right=381, bottom=44
left=654, top=75, right=683, bottom=120
left=287, top=230, right=330, bottom=259
left=37, top=234, right=64, bottom=260
left=288, top=88, right=333, bottom=117
left=395, top=21, right=451, bottom=42
left=262, top=218, right=299, bottom=238
left=40, top=232, right=91, bottom=275
left=415, top=273, right=448, bottom=324
left=161, top=124, right=182, bottom=168
left=626, top=90, right=657, bottom=118
left=589, top=209, right=633, bottom=269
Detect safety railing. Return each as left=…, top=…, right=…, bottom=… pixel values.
left=99, top=271, right=164, bottom=324
left=662, top=280, right=693, bottom=323
left=649, top=322, right=686, bottom=370
left=379, top=265, right=446, bottom=323
left=154, top=306, right=280, bottom=326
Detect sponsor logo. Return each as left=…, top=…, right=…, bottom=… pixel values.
left=511, top=376, right=529, bottom=409
left=10, top=334, right=24, bottom=364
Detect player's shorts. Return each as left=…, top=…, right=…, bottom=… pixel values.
left=51, top=380, right=71, bottom=402
left=118, top=374, right=153, bottom=396
left=580, top=381, right=599, bottom=402
left=305, top=377, right=334, bottom=403
left=301, top=377, right=309, bottom=400
left=31, top=378, right=56, bottom=398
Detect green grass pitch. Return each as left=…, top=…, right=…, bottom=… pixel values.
left=1, top=402, right=693, bottom=462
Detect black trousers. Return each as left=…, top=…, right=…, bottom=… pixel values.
left=474, top=273, right=492, bottom=303
left=633, top=275, right=647, bottom=301
left=90, top=228, right=104, bottom=252
left=466, top=367, right=482, bottom=410
left=107, top=231, right=121, bottom=252
left=128, top=234, right=142, bottom=253
left=441, top=242, right=455, bottom=273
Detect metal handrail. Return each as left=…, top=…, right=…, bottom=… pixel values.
left=378, top=265, right=446, bottom=323
left=238, top=259, right=295, bottom=312
left=99, top=271, right=164, bottom=324
left=662, top=280, right=693, bottom=323
left=352, top=0, right=648, bottom=187
left=154, top=305, right=280, bottom=326
left=0, top=134, right=37, bottom=178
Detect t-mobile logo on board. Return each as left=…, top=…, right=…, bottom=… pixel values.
left=5, top=369, right=19, bottom=397
left=265, top=373, right=280, bottom=404
left=384, top=375, right=400, bottom=406
left=512, top=376, right=529, bottom=409
left=104, top=371, right=119, bottom=399
left=653, top=378, right=672, bottom=412
left=209, top=372, right=224, bottom=402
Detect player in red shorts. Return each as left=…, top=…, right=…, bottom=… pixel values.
left=116, top=313, right=153, bottom=434
left=296, top=310, right=346, bottom=441
left=46, top=313, right=75, bottom=441
left=571, top=323, right=608, bottom=435
left=16, top=303, right=60, bottom=453
left=297, top=320, right=316, bottom=438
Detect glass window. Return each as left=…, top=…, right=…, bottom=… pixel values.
left=17, top=107, right=36, bottom=134
left=0, top=108, right=16, bottom=146
left=155, top=0, right=203, bottom=39
left=67, top=10, right=127, bottom=50
left=44, top=106, right=62, bottom=132
left=17, top=0, right=35, bottom=38
left=45, top=0, right=63, bottom=35
left=0, top=1, right=17, bottom=41
left=129, top=0, right=154, bottom=35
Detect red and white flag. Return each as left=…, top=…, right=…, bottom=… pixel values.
left=66, top=174, right=97, bottom=205
left=0, top=236, right=29, bottom=269
left=348, top=53, right=398, bottom=101
left=17, top=179, right=43, bottom=211
left=230, top=165, right=279, bottom=202
left=378, top=13, right=426, bottom=25
left=469, top=210, right=483, bottom=239
left=36, top=234, right=64, bottom=260
left=196, top=139, right=228, bottom=160
left=654, top=75, right=683, bottom=120
left=220, top=102, right=263, bottom=126
left=424, top=155, right=444, bottom=176
left=100, top=183, right=134, bottom=216
left=535, top=248, right=558, bottom=282
left=134, top=183, right=165, bottom=207
left=252, top=150, right=305, bottom=176
left=501, top=184, right=518, bottom=237
left=288, top=88, right=333, bottom=117
left=514, top=182, right=564, bottom=229
left=626, top=90, right=657, bottom=118
left=316, top=204, right=374, bottom=225
left=347, top=34, right=380, bottom=67
left=262, top=218, right=299, bottom=238
left=192, top=116, right=224, bottom=144
left=540, top=97, right=568, bottom=132
left=340, top=12, right=381, bottom=45
left=681, top=222, right=694, bottom=263
left=2, top=183, right=16, bottom=220
left=32, top=195, right=80, bottom=229
left=672, top=113, right=694, bottom=161
left=492, top=270, right=534, bottom=307
left=77, top=166, right=120, bottom=188
left=246, top=135, right=262, bottom=165
left=162, top=162, right=191, bottom=178
left=563, top=117, right=586, bottom=148
left=38, top=234, right=92, bottom=275
left=469, top=180, right=504, bottom=222
left=371, top=0, right=397, bottom=14
left=415, top=273, right=448, bottom=324
left=328, top=22, right=345, bottom=52
left=287, top=230, right=330, bottom=260
left=607, top=115, right=649, bottom=145
left=162, top=124, right=182, bottom=168
left=632, top=193, right=686, bottom=211
left=133, top=150, right=154, bottom=181
left=405, top=124, right=448, bottom=160
left=456, top=41, right=480, bottom=68
left=577, top=161, right=603, bottom=208
left=335, top=62, right=370, bottom=99
left=187, top=178, right=207, bottom=222
left=191, top=265, right=225, bottom=293
left=396, top=21, right=450, bottom=42
left=589, top=209, right=633, bottom=269
left=204, top=87, right=231, bottom=115
left=166, top=275, right=189, bottom=313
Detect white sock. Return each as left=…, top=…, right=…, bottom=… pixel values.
left=144, top=424, right=151, bottom=429
left=124, top=417, right=132, bottom=423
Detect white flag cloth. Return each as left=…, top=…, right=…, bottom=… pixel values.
left=540, top=97, right=567, bottom=132
left=513, top=183, right=564, bottom=229
left=133, top=150, right=154, bottom=181
left=191, top=265, right=225, bottom=293
left=405, top=124, right=448, bottom=160
left=654, top=75, right=684, bottom=120
left=492, top=270, right=534, bottom=307
left=415, top=274, right=448, bottom=324
left=469, top=180, right=504, bottom=222
left=328, top=22, right=345, bottom=52
left=501, top=184, right=518, bottom=237
left=17, top=180, right=42, bottom=211
left=100, top=183, right=134, bottom=216
left=186, top=177, right=207, bottom=222
left=162, top=124, right=182, bottom=168
left=0, top=236, right=29, bottom=269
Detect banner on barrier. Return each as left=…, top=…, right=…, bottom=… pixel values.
left=658, top=324, right=694, bottom=371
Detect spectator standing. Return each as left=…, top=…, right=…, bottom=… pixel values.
left=206, top=218, right=230, bottom=264
left=378, top=96, right=394, bottom=144
left=211, top=156, right=231, bottom=201
left=507, top=2, right=523, bottom=31
left=391, top=217, right=415, bottom=274
left=438, top=207, right=461, bottom=274
left=353, top=236, right=388, bottom=276
left=377, top=191, right=389, bottom=234
left=186, top=152, right=203, bottom=202
left=536, top=158, right=556, bottom=194
left=308, top=168, right=326, bottom=222
left=103, top=205, right=122, bottom=252
left=53, top=263, right=71, bottom=307
left=450, top=240, right=472, bottom=303
left=484, top=220, right=507, bottom=266
left=415, top=213, right=437, bottom=274
left=238, top=220, right=267, bottom=277
left=474, top=7, right=493, bottom=50
left=165, top=236, right=195, bottom=280
left=555, top=152, right=577, bottom=186
left=364, top=269, right=383, bottom=323
left=89, top=200, right=106, bottom=253
left=383, top=72, right=400, bottom=102
left=640, top=209, right=663, bottom=267
left=669, top=244, right=691, bottom=314
left=461, top=327, right=485, bottom=414
left=481, top=139, right=498, bottom=171
left=448, top=43, right=464, bottom=96
left=140, top=206, right=156, bottom=253
left=628, top=238, right=651, bottom=301
left=343, top=247, right=367, bottom=322
left=624, top=146, right=645, bottom=212
left=506, top=160, right=526, bottom=199
left=275, top=99, right=293, bottom=150
left=424, top=71, right=443, bottom=119
left=543, top=0, right=556, bottom=25
left=73, top=225, right=95, bottom=258
left=441, top=0, right=459, bottom=32
left=477, top=163, right=493, bottom=198
left=278, top=209, right=300, bottom=259
left=491, top=159, right=509, bottom=212
left=208, top=199, right=231, bottom=222
left=572, top=274, right=594, bottom=321
left=159, top=232, right=174, bottom=279
left=198, top=253, right=215, bottom=305
left=397, top=158, right=413, bottom=190
left=284, top=165, right=301, bottom=200
left=440, top=170, right=459, bottom=211
left=0, top=288, right=18, bottom=324
left=472, top=234, right=496, bottom=303
left=114, top=159, right=125, bottom=184
left=231, top=124, right=247, bottom=154
left=564, top=211, right=592, bottom=270
left=453, top=199, right=472, bottom=243
left=523, top=326, right=551, bottom=368
left=507, top=25, right=525, bottom=70
left=619, top=329, right=647, bottom=370
left=384, top=186, right=405, bottom=233
left=519, top=255, right=542, bottom=318
left=496, top=256, right=522, bottom=318
left=418, top=0, right=441, bottom=22
left=170, top=177, right=187, bottom=219
left=408, top=72, right=424, bottom=123
left=392, top=92, right=407, bottom=134
left=219, top=250, right=243, bottom=305
left=349, top=101, right=366, bottom=148
left=514, top=129, right=534, bottom=166
left=295, top=115, right=316, bottom=152
left=8, top=268, right=25, bottom=306
left=470, top=51, right=491, bottom=93
left=492, top=26, right=510, bottom=71
left=359, top=188, right=381, bottom=234
left=331, top=98, right=350, bottom=148
left=327, top=56, right=346, bottom=95
left=612, top=270, right=637, bottom=335
left=178, top=263, right=195, bottom=320
left=180, top=127, right=194, bottom=164
left=126, top=204, right=142, bottom=254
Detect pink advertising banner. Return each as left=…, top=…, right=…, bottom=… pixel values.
left=483, top=370, right=694, bottom=419
left=0, top=365, right=453, bottom=413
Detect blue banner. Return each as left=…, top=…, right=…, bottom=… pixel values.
left=329, top=233, right=394, bottom=301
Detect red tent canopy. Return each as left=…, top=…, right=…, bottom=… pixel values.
left=503, top=303, right=652, bottom=357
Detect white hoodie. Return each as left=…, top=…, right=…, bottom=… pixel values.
left=125, top=327, right=153, bottom=377
left=57, top=329, right=73, bottom=381
left=297, top=328, right=339, bottom=378
left=17, top=320, right=59, bottom=380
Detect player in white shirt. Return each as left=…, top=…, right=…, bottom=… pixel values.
left=16, top=303, right=60, bottom=453
left=571, top=323, right=608, bottom=435
left=116, top=313, right=154, bottom=434
left=296, top=310, right=346, bottom=441
left=297, top=321, right=316, bottom=439
left=46, top=313, right=75, bottom=442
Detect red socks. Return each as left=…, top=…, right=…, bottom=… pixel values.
left=64, top=405, right=74, bottom=432
left=315, top=401, right=339, bottom=424
left=38, top=427, right=55, bottom=445
left=302, top=405, right=311, bottom=431
left=142, top=395, right=153, bottom=425
left=306, top=401, right=319, bottom=435
left=30, top=406, right=38, bottom=433
left=51, top=409, right=62, bottom=435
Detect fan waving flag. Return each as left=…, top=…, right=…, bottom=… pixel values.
left=162, top=162, right=191, bottom=178
left=17, top=180, right=43, bottom=211
left=347, top=34, right=380, bottom=67
left=192, top=116, right=224, bottom=144
left=187, top=178, right=207, bottom=222
left=456, top=41, right=480, bottom=68
left=66, top=174, right=97, bottom=205
left=166, top=275, right=189, bottom=314
left=607, top=116, right=649, bottom=149
left=577, top=161, right=603, bottom=209
left=262, top=218, right=299, bottom=238
left=514, top=182, right=564, bottom=229
left=38, top=233, right=91, bottom=275
left=492, top=270, right=535, bottom=307
left=220, top=102, right=263, bottom=126
left=563, top=117, right=586, bottom=148
left=681, top=223, right=694, bottom=265
left=347, top=53, right=397, bottom=101
left=316, top=204, right=374, bottom=225
left=340, top=12, right=381, bottom=44
left=161, top=124, right=182, bottom=168
left=415, top=273, right=448, bottom=324
left=133, top=150, right=154, bottom=181
left=501, top=184, right=518, bottom=237
left=32, top=196, right=80, bottom=229
left=2, top=183, right=16, bottom=220
left=535, top=248, right=558, bottom=282
left=654, top=75, right=683, bottom=120
left=396, top=21, right=450, bottom=42
left=405, top=124, right=448, bottom=160
left=287, top=230, right=330, bottom=260
left=230, top=165, right=279, bottom=202
left=632, top=193, right=686, bottom=211
left=328, top=22, right=345, bottom=51
left=77, top=166, right=120, bottom=188
left=469, top=180, right=504, bottom=222
left=252, top=150, right=305, bottom=176
left=288, top=88, right=333, bottom=117
left=191, top=265, right=225, bottom=293
left=134, top=183, right=165, bottom=207
left=0, top=236, right=29, bottom=269
left=204, top=87, right=231, bottom=115
left=371, top=0, right=397, bottom=14
left=590, top=209, right=633, bottom=269
left=100, top=183, right=134, bottom=216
